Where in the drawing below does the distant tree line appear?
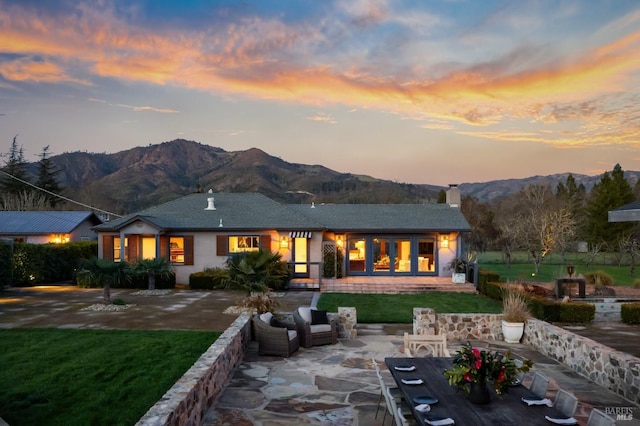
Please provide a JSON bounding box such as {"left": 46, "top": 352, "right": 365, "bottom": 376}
{"left": 0, "top": 135, "right": 63, "bottom": 210}
{"left": 459, "top": 164, "right": 640, "bottom": 272}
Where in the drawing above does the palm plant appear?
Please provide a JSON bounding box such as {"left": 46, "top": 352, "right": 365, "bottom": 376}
{"left": 135, "top": 258, "right": 174, "bottom": 290}
{"left": 80, "top": 258, "right": 131, "bottom": 303}
{"left": 224, "top": 249, "right": 290, "bottom": 295}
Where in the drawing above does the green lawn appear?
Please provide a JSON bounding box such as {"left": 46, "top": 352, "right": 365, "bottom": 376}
{"left": 317, "top": 292, "right": 502, "bottom": 323}
{"left": 0, "top": 329, "right": 220, "bottom": 426}
{"left": 477, "top": 251, "right": 639, "bottom": 286}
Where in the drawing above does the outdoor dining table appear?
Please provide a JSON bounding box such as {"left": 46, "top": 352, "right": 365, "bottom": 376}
{"left": 385, "top": 357, "right": 569, "bottom": 426}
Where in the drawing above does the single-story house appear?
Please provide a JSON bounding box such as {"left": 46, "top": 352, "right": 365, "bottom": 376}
{"left": 93, "top": 187, "right": 471, "bottom": 285}
{"left": 0, "top": 211, "right": 103, "bottom": 244}
{"left": 608, "top": 201, "right": 640, "bottom": 222}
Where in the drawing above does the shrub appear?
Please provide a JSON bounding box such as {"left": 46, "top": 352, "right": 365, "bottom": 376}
{"left": 633, "top": 279, "right": 640, "bottom": 289}
{"left": 527, "top": 295, "right": 561, "bottom": 322}
{"left": 323, "top": 248, "right": 344, "bottom": 278}
{"left": 0, "top": 240, "right": 13, "bottom": 289}
{"left": 559, "top": 302, "right": 595, "bottom": 323}
{"left": 189, "top": 268, "right": 229, "bottom": 290}
{"left": 12, "top": 241, "right": 97, "bottom": 286}
{"left": 225, "top": 249, "right": 291, "bottom": 293}
{"left": 621, "top": 302, "right": 640, "bottom": 324}
{"left": 477, "top": 268, "right": 500, "bottom": 295}
{"left": 502, "top": 286, "right": 531, "bottom": 322}
{"left": 583, "top": 270, "right": 614, "bottom": 288}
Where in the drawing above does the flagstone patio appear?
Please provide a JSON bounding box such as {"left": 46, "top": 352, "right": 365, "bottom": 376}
{"left": 203, "top": 336, "right": 640, "bottom": 426}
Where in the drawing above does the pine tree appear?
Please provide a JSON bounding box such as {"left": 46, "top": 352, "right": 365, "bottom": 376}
{"left": 35, "top": 145, "right": 63, "bottom": 207}
{"left": 0, "top": 135, "right": 31, "bottom": 195}
{"left": 585, "top": 164, "right": 634, "bottom": 247}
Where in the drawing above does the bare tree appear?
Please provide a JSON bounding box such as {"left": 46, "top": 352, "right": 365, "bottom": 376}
{"left": 1, "top": 190, "right": 49, "bottom": 211}
{"left": 585, "top": 242, "right": 602, "bottom": 269}
{"left": 618, "top": 233, "right": 640, "bottom": 276}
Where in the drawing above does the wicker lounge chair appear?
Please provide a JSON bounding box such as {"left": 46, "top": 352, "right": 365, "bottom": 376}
{"left": 253, "top": 312, "right": 300, "bottom": 357}
{"left": 293, "top": 307, "right": 337, "bottom": 348}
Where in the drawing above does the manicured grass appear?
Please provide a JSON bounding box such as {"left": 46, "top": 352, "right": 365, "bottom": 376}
{"left": 316, "top": 292, "right": 502, "bottom": 323}
{"left": 0, "top": 329, "right": 220, "bottom": 426}
{"left": 479, "top": 255, "right": 639, "bottom": 286}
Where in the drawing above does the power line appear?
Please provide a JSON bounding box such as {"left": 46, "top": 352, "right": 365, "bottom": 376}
{"left": 0, "top": 168, "right": 122, "bottom": 219}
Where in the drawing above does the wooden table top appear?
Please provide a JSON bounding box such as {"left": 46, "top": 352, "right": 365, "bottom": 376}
{"left": 385, "top": 357, "right": 568, "bottom": 426}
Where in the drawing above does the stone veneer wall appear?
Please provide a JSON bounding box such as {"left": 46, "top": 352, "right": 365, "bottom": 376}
{"left": 522, "top": 319, "right": 640, "bottom": 404}
{"left": 136, "top": 312, "right": 252, "bottom": 426}
{"left": 413, "top": 308, "right": 503, "bottom": 340}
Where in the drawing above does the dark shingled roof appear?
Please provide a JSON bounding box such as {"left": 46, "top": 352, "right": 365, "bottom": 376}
{"left": 0, "top": 211, "right": 102, "bottom": 234}
{"left": 94, "top": 193, "right": 471, "bottom": 233}
{"left": 94, "top": 192, "right": 324, "bottom": 232}
{"left": 289, "top": 203, "right": 471, "bottom": 232}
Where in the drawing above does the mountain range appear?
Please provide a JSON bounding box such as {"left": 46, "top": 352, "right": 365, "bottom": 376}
{"left": 23, "top": 139, "right": 640, "bottom": 215}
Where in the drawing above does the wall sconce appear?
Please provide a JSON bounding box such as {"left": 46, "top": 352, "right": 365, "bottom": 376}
{"left": 336, "top": 235, "right": 344, "bottom": 247}
{"left": 280, "top": 236, "right": 289, "bottom": 248}
{"left": 440, "top": 235, "right": 449, "bottom": 248}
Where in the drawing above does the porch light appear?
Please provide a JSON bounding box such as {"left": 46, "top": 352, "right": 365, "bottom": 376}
{"left": 280, "top": 236, "right": 289, "bottom": 248}
{"left": 440, "top": 235, "right": 449, "bottom": 248}
{"left": 336, "top": 235, "right": 344, "bottom": 247}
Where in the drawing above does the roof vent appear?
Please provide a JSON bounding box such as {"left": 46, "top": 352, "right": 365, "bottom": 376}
{"left": 208, "top": 189, "right": 213, "bottom": 193}
{"left": 311, "top": 201, "right": 315, "bottom": 208}
{"left": 219, "top": 218, "right": 223, "bottom": 227}
{"left": 205, "top": 197, "right": 216, "bottom": 210}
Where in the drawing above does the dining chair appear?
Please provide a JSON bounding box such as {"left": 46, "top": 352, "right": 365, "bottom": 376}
{"left": 553, "top": 389, "right": 578, "bottom": 417}
{"left": 372, "top": 358, "right": 403, "bottom": 423}
{"left": 529, "top": 372, "right": 550, "bottom": 398}
{"left": 586, "top": 408, "right": 616, "bottom": 426}
{"left": 403, "top": 332, "right": 451, "bottom": 357}
{"left": 385, "top": 386, "right": 415, "bottom": 426}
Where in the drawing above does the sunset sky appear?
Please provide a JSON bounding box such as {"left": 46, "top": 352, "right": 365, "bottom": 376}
{"left": 1, "top": 0, "right": 640, "bottom": 186}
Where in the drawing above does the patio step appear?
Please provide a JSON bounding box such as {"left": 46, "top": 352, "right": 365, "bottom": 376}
{"left": 357, "top": 323, "right": 412, "bottom": 336}
{"left": 321, "top": 282, "right": 477, "bottom": 294}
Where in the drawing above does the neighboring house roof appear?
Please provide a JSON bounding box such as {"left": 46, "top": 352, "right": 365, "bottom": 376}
{"left": 94, "top": 192, "right": 471, "bottom": 233}
{"left": 289, "top": 203, "right": 471, "bottom": 232}
{"left": 94, "top": 192, "right": 324, "bottom": 232}
{"left": 0, "top": 211, "right": 103, "bottom": 235}
{"left": 608, "top": 200, "right": 640, "bottom": 222}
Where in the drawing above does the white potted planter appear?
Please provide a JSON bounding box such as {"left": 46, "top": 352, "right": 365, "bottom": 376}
{"left": 501, "top": 286, "right": 530, "bottom": 343}
{"left": 452, "top": 272, "right": 466, "bottom": 284}
{"left": 501, "top": 320, "right": 524, "bottom": 343}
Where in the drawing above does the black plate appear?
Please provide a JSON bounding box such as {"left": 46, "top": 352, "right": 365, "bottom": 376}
{"left": 413, "top": 396, "right": 438, "bottom": 405}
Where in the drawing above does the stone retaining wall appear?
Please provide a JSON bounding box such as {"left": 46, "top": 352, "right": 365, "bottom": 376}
{"left": 411, "top": 308, "right": 640, "bottom": 404}
{"left": 136, "top": 312, "right": 252, "bottom": 426}
{"left": 413, "top": 308, "right": 503, "bottom": 340}
{"left": 522, "top": 319, "right": 640, "bottom": 404}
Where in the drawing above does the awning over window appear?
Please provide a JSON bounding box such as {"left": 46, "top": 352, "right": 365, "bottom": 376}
{"left": 289, "top": 231, "right": 312, "bottom": 238}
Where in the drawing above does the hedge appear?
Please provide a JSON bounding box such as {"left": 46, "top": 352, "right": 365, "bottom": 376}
{"left": 621, "top": 302, "right": 640, "bottom": 324}
{"left": 11, "top": 242, "right": 97, "bottom": 286}
{"left": 189, "top": 268, "right": 229, "bottom": 290}
{"left": 477, "top": 269, "right": 594, "bottom": 324}
{"left": 0, "top": 240, "right": 13, "bottom": 288}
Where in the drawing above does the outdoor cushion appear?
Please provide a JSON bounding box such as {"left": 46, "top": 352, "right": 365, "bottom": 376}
{"left": 287, "top": 329, "right": 298, "bottom": 341}
{"left": 259, "top": 312, "right": 273, "bottom": 324}
{"left": 310, "top": 324, "right": 332, "bottom": 333}
{"left": 271, "top": 316, "right": 293, "bottom": 329}
{"left": 297, "top": 307, "right": 312, "bottom": 323}
{"left": 311, "top": 309, "right": 329, "bottom": 325}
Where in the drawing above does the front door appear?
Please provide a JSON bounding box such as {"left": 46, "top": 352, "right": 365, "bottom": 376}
{"left": 292, "top": 237, "right": 309, "bottom": 278}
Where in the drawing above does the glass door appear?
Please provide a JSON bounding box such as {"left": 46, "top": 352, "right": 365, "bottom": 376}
{"left": 292, "top": 237, "right": 309, "bottom": 277}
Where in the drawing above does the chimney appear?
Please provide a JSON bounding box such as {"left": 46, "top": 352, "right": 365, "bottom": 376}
{"left": 205, "top": 197, "right": 216, "bottom": 210}
{"left": 446, "top": 184, "right": 461, "bottom": 207}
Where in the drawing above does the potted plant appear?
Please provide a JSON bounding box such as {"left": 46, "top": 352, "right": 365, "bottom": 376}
{"left": 448, "top": 258, "right": 467, "bottom": 284}
{"left": 501, "top": 286, "right": 531, "bottom": 343}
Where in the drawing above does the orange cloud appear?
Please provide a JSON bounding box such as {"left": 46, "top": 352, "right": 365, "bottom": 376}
{"left": 1, "top": 2, "right": 640, "bottom": 148}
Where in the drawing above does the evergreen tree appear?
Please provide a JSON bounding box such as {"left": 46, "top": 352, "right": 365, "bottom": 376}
{"left": 35, "top": 145, "right": 63, "bottom": 207}
{"left": 585, "top": 164, "right": 635, "bottom": 247}
{"left": 0, "top": 135, "right": 31, "bottom": 195}
{"left": 556, "top": 174, "right": 587, "bottom": 240}
{"left": 437, "top": 189, "right": 447, "bottom": 203}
